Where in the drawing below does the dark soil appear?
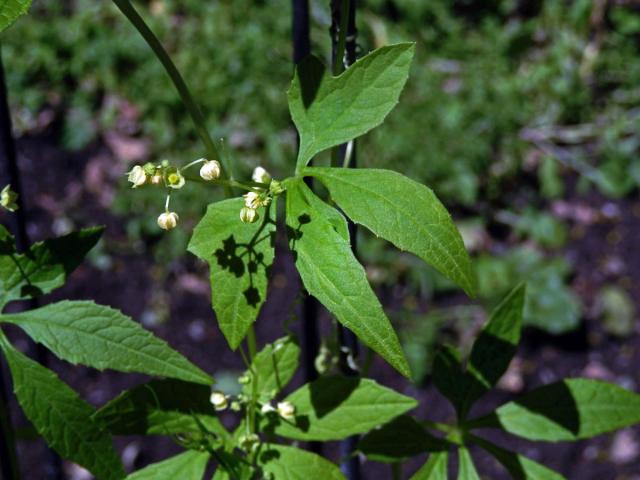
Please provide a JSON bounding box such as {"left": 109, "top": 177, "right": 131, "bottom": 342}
{"left": 3, "top": 132, "right": 640, "bottom": 480}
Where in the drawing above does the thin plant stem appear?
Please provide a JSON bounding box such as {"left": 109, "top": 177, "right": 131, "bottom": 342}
{"left": 391, "top": 462, "right": 402, "bottom": 480}
{"left": 111, "top": 0, "right": 233, "bottom": 196}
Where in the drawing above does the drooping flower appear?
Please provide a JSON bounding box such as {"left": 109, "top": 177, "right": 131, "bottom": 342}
{"left": 127, "top": 165, "right": 148, "bottom": 188}
{"left": 200, "top": 160, "right": 222, "bottom": 181}
{"left": 277, "top": 401, "right": 296, "bottom": 420}
{"left": 157, "top": 211, "right": 179, "bottom": 230}
{"left": 240, "top": 207, "right": 259, "bottom": 224}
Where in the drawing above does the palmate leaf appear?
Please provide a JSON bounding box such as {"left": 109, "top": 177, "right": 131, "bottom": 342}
{"left": 0, "top": 226, "right": 103, "bottom": 309}
{"left": 242, "top": 336, "right": 300, "bottom": 398}
{"left": 259, "top": 444, "right": 344, "bottom": 479}
{"left": 468, "top": 378, "right": 640, "bottom": 442}
{"left": 469, "top": 434, "right": 565, "bottom": 480}
{"left": 289, "top": 43, "right": 415, "bottom": 171}
{"left": 95, "top": 379, "right": 225, "bottom": 438}
{"left": 126, "top": 450, "right": 210, "bottom": 480}
{"left": 303, "top": 167, "right": 476, "bottom": 296}
{"left": 273, "top": 375, "right": 417, "bottom": 441}
{"left": 0, "top": 300, "right": 212, "bottom": 385}
{"left": 357, "top": 415, "right": 447, "bottom": 463}
{"left": 457, "top": 447, "right": 480, "bottom": 480}
{"left": 0, "top": 332, "right": 124, "bottom": 480}
{"left": 0, "top": 0, "right": 32, "bottom": 32}
{"left": 286, "top": 179, "right": 410, "bottom": 377}
{"left": 458, "top": 284, "right": 525, "bottom": 417}
{"left": 188, "top": 198, "right": 276, "bottom": 350}
{"left": 410, "top": 451, "right": 448, "bottom": 480}
{"left": 432, "top": 285, "right": 525, "bottom": 419}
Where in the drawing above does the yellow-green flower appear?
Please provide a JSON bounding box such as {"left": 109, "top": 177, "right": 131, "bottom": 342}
{"left": 1, "top": 185, "right": 18, "bottom": 212}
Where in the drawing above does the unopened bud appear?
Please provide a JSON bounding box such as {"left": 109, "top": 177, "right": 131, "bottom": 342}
{"left": 127, "top": 165, "right": 148, "bottom": 188}
{"left": 269, "top": 179, "right": 285, "bottom": 196}
{"left": 240, "top": 207, "right": 259, "bottom": 224}
{"left": 151, "top": 173, "right": 163, "bottom": 185}
{"left": 209, "top": 391, "right": 228, "bottom": 411}
{"left": 157, "top": 211, "right": 179, "bottom": 230}
{"left": 200, "top": 160, "right": 222, "bottom": 181}
{"left": 238, "top": 433, "right": 260, "bottom": 452}
{"left": 252, "top": 166, "right": 271, "bottom": 185}
{"left": 1, "top": 185, "right": 18, "bottom": 212}
{"left": 238, "top": 373, "right": 251, "bottom": 385}
{"left": 277, "top": 401, "right": 296, "bottom": 420}
{"left": 143, "top": 162, "right": 156, "bottom": 176}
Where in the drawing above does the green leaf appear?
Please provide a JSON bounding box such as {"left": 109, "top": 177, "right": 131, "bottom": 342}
{"left": 470, "top": 434, "right": 565, "bottom": 480}
{"left": 0, "top": 333, "right": 124, "bottom": 480}
{"left": 259, "top": 444, "right": 345, "bottom": 479}
{"left": 95, "top": 379, "right": 225, "bottom": 438}
{"left": 242, "top": 336, "right": 300, "bottom": 398}
{"left": 0, "top": 300, "right": 212, "bottom": 385}
{"left": 289, "top": 43, "right": 415, "bottom": 170}
{"left": 188, "top": 198, "right": 276, "bottom": 350}
{"left": 457, "top": 447, "right": 480, "bottom": 480}
{"left": 468, "top": 379, "right": 640, "bottom": 442}
{"left": 357, "top": 415, "right": 447, "bottom": 463}
{"left": 459, "top": 284, "right": 525, "bottom": 417}
{"left": 286, "top": 179, "right": 410, "bottom": 377}
{"left": 304, "top": 167, "right": 476, "bottom": 296}
{"left": 273, "top": 375, "right": 417, "bottom": 441}
{"left": 0, "top": 227, "right": 103, "bottom": 309}
{"left": 126, "top": 450, "right": 210, "bottom": 480}
{"left": 0, "top": 0, "right": 32, "bottom": 32}
{"left": 410, "top": 451, "right": 448, "bottom": 480}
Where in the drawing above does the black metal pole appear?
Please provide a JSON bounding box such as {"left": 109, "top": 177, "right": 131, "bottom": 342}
{"left": 330, "top": 1, "right": 361, "bottom": 479}
{"left": 292, "top": 0, "right": 323, "bottom": 457}
{"left": 0, "top": 49, "right": 65, "bottom": 480}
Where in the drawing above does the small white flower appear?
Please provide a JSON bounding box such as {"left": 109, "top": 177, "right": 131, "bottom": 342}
{"left": 127, "top": 165, "right": 147, "bottom": 188}
{"left": 240, "top": 207, "right": 259, "bottom": 224}
{"left": 200, "top": 160, "right": 222, "bottom": 181}
{"left": 238, "top": 433, "right": 260, "bottom": 452}
{"left": 157, "top": 211, "right": 179, "bottom": 230}
{"left": 260, "top": 403, "right": 276, "bottom": 414}
{"left": 277, "top": 401, "right": 296, "bottom": 420}
{"left": 150, "top": 173, "right": 163, "bottom": 185}
{"left": 166, "top": 170, "right": 185, "bottom": 189}
{"left": 252, "top": 166, "right": 271, "bottom": 185}
{"left": 209, "top": 391, "right": 228, "bottom": 411}
{"left": 243, "top": 191, "right": 260, "bottom": 209}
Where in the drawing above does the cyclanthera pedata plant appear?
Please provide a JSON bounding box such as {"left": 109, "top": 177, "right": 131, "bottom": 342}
{"left": 2, "top": 1, "right": 640, "bottom": 479}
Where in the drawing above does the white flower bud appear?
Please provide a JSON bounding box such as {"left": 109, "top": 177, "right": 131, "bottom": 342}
{"left": 240, "top": 207, "right": 259, "bottom": 224}
{"left": 151, "top": 173, "right": 163, "bottom": 185}
{"left": 157, "top": 211, "right": 179, "bottom": 230}
{"left": 209, "top": 391, "right": 228, "bottom": 411}
{"left": 260, "top": 403, "right": 276, "bottom": 414}
{"left": 127, "top": 165, "right": 147, "bottom": 188}
{"left": 200, "top": 160, "right": 222, "bottom": 181}
{"left": 252, "top": 166, "right": 271, "bottom": 185}
{"left": 277, "top": 401, "right": 296, "bottom": 420}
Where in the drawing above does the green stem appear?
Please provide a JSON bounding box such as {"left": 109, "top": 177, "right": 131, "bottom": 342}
{"left": 111, "top": 0, "right": 233, "bottom": 196}
{"left": 391, "top": 462, "right": 402, "bottom": 480}
{"left": 421, "top": 419, "right": 453, "bottom": 434}
{"left": 181, "top": 173, "right": 268, "bottom": 192}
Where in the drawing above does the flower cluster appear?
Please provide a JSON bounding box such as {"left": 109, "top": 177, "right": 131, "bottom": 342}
{"left": 239, "top": 166, "right": 283, "bottom": 224}
{"left": 127, "top": 158, "right": 222, "bottom": 231}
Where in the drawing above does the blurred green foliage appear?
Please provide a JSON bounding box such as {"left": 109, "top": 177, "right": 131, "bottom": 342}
{"left": 4, "top": 0, "right": 640, "bottom": 340}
